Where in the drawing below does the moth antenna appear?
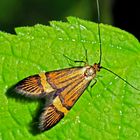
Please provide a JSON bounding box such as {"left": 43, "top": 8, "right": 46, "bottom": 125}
{"left": 96, "top": 0, "right": 102, "bottom": 65}
{"left": 96, "top": 0, "right": 140, "bottom": 91}
{"left": 101, "top": 66, "right": 140, "bottom": 91}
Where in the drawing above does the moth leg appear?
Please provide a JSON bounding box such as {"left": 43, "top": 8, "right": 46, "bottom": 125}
{"left": 87, "top": 79, "right": 97, "bottom": 98}
{"left": 91, "top": 79, "right": 97, "bottom": 88}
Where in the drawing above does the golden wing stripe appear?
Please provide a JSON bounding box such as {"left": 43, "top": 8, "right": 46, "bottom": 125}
{"left": 39, "top": 104, "right": 65, "bottom": 131}
{"left": 46, "top": 67, "right": 81, "bottom": 80}
{"left": 59, "top": 74, "right": 84, "bottom": 97}
{"left": 65, "top": 79, "right": 90, "bottom": 103}
{"left": 55, "top": 68, "right": 82, "bottom": 81}
{"left": 52, "top": 68, "right": 82, "bottom": 84}
{"left": 15, "top": 73, "right": 55, "bottom": 97}
{"left": 47, "top": 67, "right": 83, "bottom": 89}
{"left": 39, "top": 71, "right": 90, "bottom": 131}
{"left": 60, "top": 76, "right": 90, "bottom": 108}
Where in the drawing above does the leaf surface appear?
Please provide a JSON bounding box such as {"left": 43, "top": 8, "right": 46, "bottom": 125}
{"left": 0, "top": 17, "right": 140, "bottom": 140}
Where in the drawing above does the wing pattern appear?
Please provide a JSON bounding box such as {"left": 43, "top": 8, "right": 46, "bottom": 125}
{"left": 15, "top": 73, "right": 55, "bottom": 97}
{"left": 39, "top": 67, "right": 92, "bottom": 130}
{"left": 14, "top": 66, "right": 94, "bottom": 131}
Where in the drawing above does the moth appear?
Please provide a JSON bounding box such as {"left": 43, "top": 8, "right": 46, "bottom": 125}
{"left": 14, "top": 0, "right": 140, "bottom": 132}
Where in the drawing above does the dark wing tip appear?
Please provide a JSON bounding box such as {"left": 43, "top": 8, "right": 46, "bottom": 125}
{"left": 39, "top": 104, "right": 64, "bottom": 131}
{"left": 14, "top": 75, "right": 46, "bottom": 97}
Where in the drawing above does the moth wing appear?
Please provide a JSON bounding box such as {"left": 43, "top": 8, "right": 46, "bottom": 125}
{"left": 15, "top": 73, "right": 55, "bottom": 97}
{"left": 14, "top": 67, "right": 83, "bottom": 98}
{"left": 39, "top": 103, "right": 64, "bottom": 131}
{"left": 60, "top": 77, "right": 91, "bottom": 108}
{"left": 47, "top": 66, "right": 92, "bottom": 108}
{"left": 38, "top": 78, "right": 90, "bottom": 131}
{"left": 39, "top": 67, "right": 93, "bottom": 131}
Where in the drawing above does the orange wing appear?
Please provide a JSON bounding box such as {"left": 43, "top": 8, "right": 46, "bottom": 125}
{"left": 46, "top": 66, "right": 91, "bottom": 108}
{"left": 15, "top": 73, "right": 55, "bottom": 97}
{"left": 15, "top": 66, "right": 94, "bottom": 130}
{"left": 39, "top": 101, "right": 65, "bottom": 131}
{"left": 39, "top": 66, "right": 93, "bottom": 130}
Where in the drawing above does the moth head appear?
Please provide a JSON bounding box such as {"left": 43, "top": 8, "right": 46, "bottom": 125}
{"left": 93, "top": 63, "right": 101, "bottom": 72}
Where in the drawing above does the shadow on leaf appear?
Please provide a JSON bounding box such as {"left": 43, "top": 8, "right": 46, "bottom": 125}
{"left": 6, "top": 84, "right": 48, "bottom": 135}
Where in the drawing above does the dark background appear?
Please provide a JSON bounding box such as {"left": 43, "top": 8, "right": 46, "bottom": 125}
{"left": 0, "top": 0, "right": 139, "bottom": 40}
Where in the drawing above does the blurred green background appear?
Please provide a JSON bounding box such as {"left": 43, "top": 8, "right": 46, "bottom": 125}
{"left": 0, "top": 0, "right": 139, "bottom": 40}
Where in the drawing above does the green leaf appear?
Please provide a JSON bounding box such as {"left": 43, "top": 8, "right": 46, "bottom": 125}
{"left": 0, "top": 17, "right": 140, "bottom": 140}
